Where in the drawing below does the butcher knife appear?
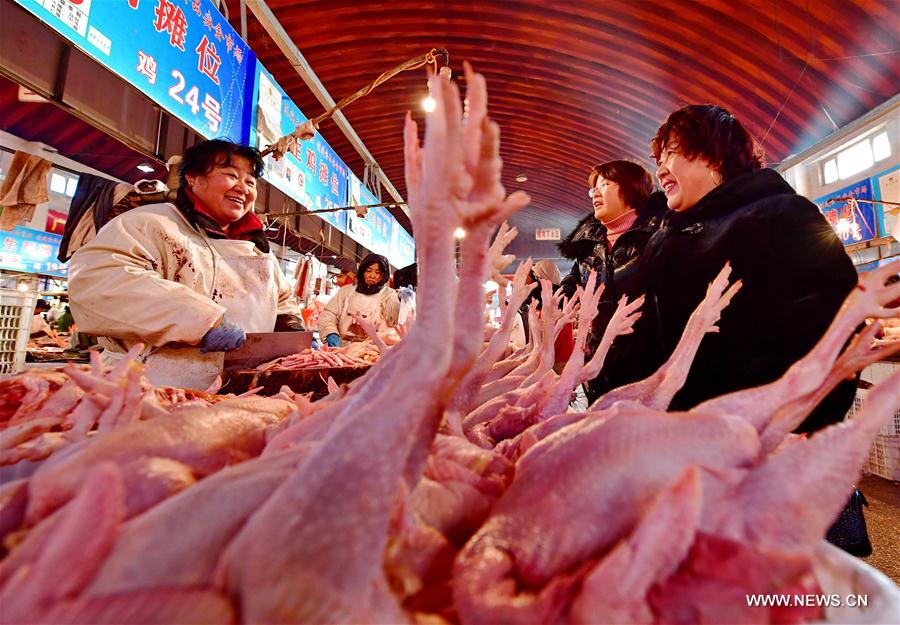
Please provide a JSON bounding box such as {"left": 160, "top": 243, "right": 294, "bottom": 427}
{"left": 223, "top": 331, "right": 313, "bottom": 370}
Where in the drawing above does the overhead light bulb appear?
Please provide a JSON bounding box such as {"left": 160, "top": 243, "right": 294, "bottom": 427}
{"left": 423, "top": 66, "right": 451, "bottom": 113}
{"left": 136, "top": 163, "right": 155, "bottom": 173}
{"left": 515, "top": 174, "right": 528, "bottom": 183}
{"left": 454, "top": 227, "right": 466, "bottom": 239}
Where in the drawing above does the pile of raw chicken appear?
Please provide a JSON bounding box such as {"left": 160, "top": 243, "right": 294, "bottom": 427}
{"left": 258, "top": 328, "right": 402, "bottom": 372}
{"left": 1, "top": 66, "right": 899, "bottom": 625}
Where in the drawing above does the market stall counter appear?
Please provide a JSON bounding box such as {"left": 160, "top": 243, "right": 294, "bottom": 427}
{"left": 219, "top": 333, "right": 381, "bottom": 398}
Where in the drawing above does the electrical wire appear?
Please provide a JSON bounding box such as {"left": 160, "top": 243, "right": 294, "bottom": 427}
{"left": 761, "top": 57, "right": 810, "bottom": 147}
{"left": 260, "top": 48, "right": 449, "bottom": 160}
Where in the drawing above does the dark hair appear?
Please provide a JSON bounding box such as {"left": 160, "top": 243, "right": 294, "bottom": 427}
{"left": 651, "top": 105, "right": 764, "bottom": 182}
{"left": 179, "top": 139, "right": 265, "bottom": 188}
{"left": 356, "top": 253, "right": 391, "bottom": 294}
{"left": 393, "top": 263, "right": 418, "bottom": 289}
{"left": 588, "top": 160, "right": 654, "bottom": 211}
{"left": 358, "top": 253, "right": 390, "bottom": 277}
{"left": 34, "top": 299, "right": 51, "bottom": 312}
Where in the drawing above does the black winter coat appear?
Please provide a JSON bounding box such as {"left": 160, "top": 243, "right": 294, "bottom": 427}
{"left": 615, "top": 169, "right": 858, "bottom": 432}
{"left": 558, "top": 193, "right": 667, "bottom": 296}
{"left": 558, "top": 194, "right": 667, "bottom": 399}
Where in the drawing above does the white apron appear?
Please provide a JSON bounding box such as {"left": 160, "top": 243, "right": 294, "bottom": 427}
{"left": 340, "top": 290, "right": 390, "bottom": 340}
{"left": 103, "top": 237, "right": 280, "bottom": 390}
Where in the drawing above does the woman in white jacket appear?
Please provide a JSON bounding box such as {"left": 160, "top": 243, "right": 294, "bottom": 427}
{"left": 69, "top": 138, "right": 309, "bottom": 389}
{"left": 318, "top": 254, "right": 400, "bottom": 347}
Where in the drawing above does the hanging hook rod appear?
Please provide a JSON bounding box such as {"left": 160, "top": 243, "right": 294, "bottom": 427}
{"left": 260, "top": 48, "right": 449, "bottom": 160}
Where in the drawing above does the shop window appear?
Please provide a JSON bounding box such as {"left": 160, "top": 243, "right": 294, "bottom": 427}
{"left": 65, "top": 177, "right": 78, "bottom": 197}
{"left": 49, "top": 172, "right": 68, "bottom": 194}
{"left": 837, "top": 140, "right": 874, "bottom": 180}
{"left": 872, "top": 131, "right": 891, "bottom": 162}
{"left": 823, "top": 159, "right": 838, "bottom": 184}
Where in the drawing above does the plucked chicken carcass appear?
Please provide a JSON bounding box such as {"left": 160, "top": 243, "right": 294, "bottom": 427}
{"left": 0, "top": 66, "right": 898, "bottom": 625}
{"left": 453, "top": 262, "right": 900, "bottom": 625}
{"left": 0, "top": 346, "right": 245, "bottom": 469}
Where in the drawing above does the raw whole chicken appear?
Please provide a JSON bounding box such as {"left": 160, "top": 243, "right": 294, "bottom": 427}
{"left": 0, "top": 65, "right": 898, "bottom": 625}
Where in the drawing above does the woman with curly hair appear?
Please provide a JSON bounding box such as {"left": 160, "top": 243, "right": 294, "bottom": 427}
{"left": 614, "top": 104, "right": 857, "bottom": 432}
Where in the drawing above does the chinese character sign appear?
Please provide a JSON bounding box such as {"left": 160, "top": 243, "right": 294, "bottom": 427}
{"left": 0, "top": 227, "right": 67, "bottom": 277}
{"left": 391, "top": 223, "right": 416, "bottom": 269}
{"left": 345, "top": 174, "right": 384, "bottom": 255}
{"left": 346, "top": 173, "right": 415, "bottom": 268}
{"left": 535, "top": 227, "right": 561, "bottom": 241}
{"left": 14, "top": 0, "right": 255, "bottom": 143}
{"left": 250, "top": 64, "right": 348, "bottom": 233}
{"left": 814, "top": 179, "right": 877, "bottom": 245}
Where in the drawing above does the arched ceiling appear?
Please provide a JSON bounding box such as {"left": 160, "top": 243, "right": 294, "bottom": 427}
{"left": 224, "top": 0, "right": 899, "bottom": 262}
{"left": 5, "top": 2, "right": 895, "bottom": 263}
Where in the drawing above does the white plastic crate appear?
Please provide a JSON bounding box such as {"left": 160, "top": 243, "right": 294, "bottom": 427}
{"left": 864, "top": 434, "right": 900, "bottom": 482}
{"left": 859, "top": 360, "right": 900, "bottom": 437}
{"left": 846, "top": 377, "right": 900, "bottom": 481}
{"left": 0, "top": 287, "right": 37, "bottom": 375}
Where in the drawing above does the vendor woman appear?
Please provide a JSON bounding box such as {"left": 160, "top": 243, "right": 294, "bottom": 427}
{"left": 318, "top": 253, "right": 400, "bottom": 347}
{"left": 68, "top": 137, "right": 308, "bottom": 389}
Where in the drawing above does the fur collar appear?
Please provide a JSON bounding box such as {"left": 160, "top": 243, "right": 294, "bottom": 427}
{"left": 558, "top": 213, "right": 605, "bottom": 260}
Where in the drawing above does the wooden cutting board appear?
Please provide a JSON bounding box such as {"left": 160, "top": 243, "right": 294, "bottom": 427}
{"left": 223, "top": 332, "right": 313, "bottom": 371}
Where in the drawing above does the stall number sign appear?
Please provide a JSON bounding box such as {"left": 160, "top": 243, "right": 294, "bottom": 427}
{"left": 535, "top": 228, "right": 561, "bottom": 241}
{"left": 14, "top": 0, "right": 256, "bottom": 143}
{"left": 0, "top": 226, "right": 67, "bottom": 277}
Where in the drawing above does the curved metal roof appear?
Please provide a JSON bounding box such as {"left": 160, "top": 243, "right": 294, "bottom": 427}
{"left": 229, "top": 0, "right": 899, "bottom": 259}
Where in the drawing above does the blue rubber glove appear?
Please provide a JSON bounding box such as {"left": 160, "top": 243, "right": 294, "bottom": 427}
{"left": 310, "top": 339, "right": 321, "bottom": 351}
{"left": 324, "top": 333, "right": 341, "bottom": 348}
{"left": 200, "top": 318, "right": 246, "bottom": 353}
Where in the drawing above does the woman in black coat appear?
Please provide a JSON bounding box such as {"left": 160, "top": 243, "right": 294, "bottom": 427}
{"left": 618, "top": 104, "right": 858, "bottom": 432}
{"left": 557, "top": 160, "right": 666, "bottom": 402}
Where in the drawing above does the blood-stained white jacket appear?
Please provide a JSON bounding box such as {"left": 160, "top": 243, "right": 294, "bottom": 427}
{"left": 318, "top": 283, "right": 399, "bottom": 340}
{"left": 68, "top": 202, "right": 298, "bottom": 388}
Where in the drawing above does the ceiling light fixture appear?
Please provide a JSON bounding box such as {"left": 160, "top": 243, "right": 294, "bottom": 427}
{"left": 454, "top": 227, "right": 466, "bottom": 239}
{"left": 515, "top": 174, "right": 528, "bottom": 183}
{"left": 136, "top": 163, "right": 155, "bottom": 173}
{"left": 422, "top": 92, "right": 436, "bottom": 113}
{"left": 423, "top": 66, "right": 452, "bottom": 113}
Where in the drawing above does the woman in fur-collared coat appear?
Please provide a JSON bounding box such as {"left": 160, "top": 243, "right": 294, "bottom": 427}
{"left": 558, "top": 160, "right": 666, "bottom": 401}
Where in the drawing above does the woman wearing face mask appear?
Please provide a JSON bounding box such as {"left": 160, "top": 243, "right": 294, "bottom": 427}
{"left": 558, "top": 160, "right": 666, "bottom": 400}
{"left": 318, "top": 253, "right": 400, "bottom": 347}
{"left": 622, "top": 104, "right": 858, "bottom": 432}
{"left": 69, "top": 138, "right": 310, "bottom": 390}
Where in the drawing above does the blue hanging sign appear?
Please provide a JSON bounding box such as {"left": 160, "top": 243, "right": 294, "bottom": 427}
{"left": 391, "top": 221, "right": 416, "bottom": 269}
{"left": 249, "top": 63, "right": 348, "bottom": 233}
{"left": 13, "top": 0, "right": 255, "bottom": 143}
{"left": 347, "top": 174, "right": 391, "bottom": 259}
{"left": 814, "top": 179, "right": 878, "bottom": 245}
{"left": 347, "top": 174, "right": 416, "bottom": 268}
{"left": 0, "top": 226, "right": 67, "bottom": 277}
